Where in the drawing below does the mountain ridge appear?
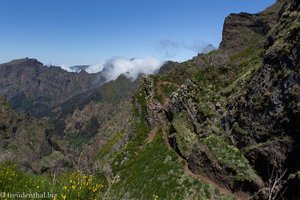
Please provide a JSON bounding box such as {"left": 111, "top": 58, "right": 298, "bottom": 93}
{"left": 0, "top": 57, "right": 106, "bottom": 116}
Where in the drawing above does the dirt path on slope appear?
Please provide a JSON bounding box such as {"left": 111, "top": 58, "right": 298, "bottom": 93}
{"left": 183, "top": 160, "right": 250, "bottom": 200}
{"left": 151, "top": 81, "right": 250, "bottom": 200}
{"left": 157, "top": 109, "right": 249, "bottom": 200}
{"left": 156, "top": 81, "right": 180, "bottom": 105}
{"left": 145, "top": 127, "right": 158, "bottom": 144}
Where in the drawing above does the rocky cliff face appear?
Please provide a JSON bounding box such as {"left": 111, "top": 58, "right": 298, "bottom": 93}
{"left": 225, "top": 1, "right": 300, "bottom": 198}
{"left": 138, "top": 0, "right": 299, "bottom": 199}
{"left": 219, "top": 0, "right": 284, "bottom": 52}
{"left": 219, "top": 12, "right": 267, "bottom": 52}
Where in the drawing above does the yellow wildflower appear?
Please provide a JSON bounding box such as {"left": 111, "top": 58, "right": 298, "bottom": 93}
{"left": 92, "top": 187, "right": 98, "bottom": 193}
{"left": 61, "top": 194, "right": 66, "bottom": 200}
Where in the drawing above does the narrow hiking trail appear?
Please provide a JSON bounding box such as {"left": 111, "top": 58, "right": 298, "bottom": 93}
{"left": 145, "top": 123, "right": 246, "bottom": 199}
{"left": 182, "top": 160, "right": 250, "bottom": 200}
{"left": 145, "top": 127, "right": 158, "bottom": 144}
{"left": 147, "top": 118, "right": 247, "bottom": 199}
{"left": 156, "top": 81, "right": 180, "bottom": 106}
{"left": 148, "top": 82, "right": 251, "bottom": 200}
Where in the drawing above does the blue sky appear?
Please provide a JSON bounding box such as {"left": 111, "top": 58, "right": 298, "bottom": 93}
{"left": 0, "top": 0, "right": 275, "bottom": 66}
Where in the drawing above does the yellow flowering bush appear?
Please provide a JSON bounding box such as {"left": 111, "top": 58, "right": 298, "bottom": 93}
{"left": 0, "top": 162, "right": 48, "bottom": 193}
{"left": 0, "top": 162, "right": 106, "bottom": 200}
{"left": 59, "top": 172, "right": 104, "bottom": 200}
{"left": 0, "top": 163, "right": 18, "bottom": 191}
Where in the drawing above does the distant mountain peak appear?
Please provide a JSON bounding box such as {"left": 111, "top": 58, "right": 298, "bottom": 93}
{"left": 201, "top": 44, "right": 217, "bottom": 54}
{"left": 6, "top": 57, "right": 42, "bottom": 66}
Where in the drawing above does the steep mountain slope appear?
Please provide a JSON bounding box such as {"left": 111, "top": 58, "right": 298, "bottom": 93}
{"left": 49, "top": 75, "right": 138, "bottom": 148}
{"left": 0, "top": 58, "right": 105, "bottom": 116}
{"left": 135, "top": 0, "right": 299, "bottom": 199}
{"left": 225, "top": 1, "right": 300, "bottom": 198}
{"left": 0, "top": 61, "right": 139, "bottom": 173}
{"left": 79, "top": 79, "right": 236, "bottom": 199}
{"left": 0, "top": 96, "right": 70, "bottom": 173}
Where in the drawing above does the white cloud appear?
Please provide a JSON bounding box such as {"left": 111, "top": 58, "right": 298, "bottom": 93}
{"left": 94, "top": 56, "right": 164, "bottom": 81}
{"left": 59, "top": 64, "right": 75, "bottom": 72}
{"left": 85, "top": 62, "right": 104, "bottom": 73}
{"left": 54, "top": 56, "right": 163, "bottom": 82}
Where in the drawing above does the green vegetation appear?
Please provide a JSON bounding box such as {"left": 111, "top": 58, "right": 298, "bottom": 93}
{"left": 156, "top": 62, "right": 199, "bottom": 86}
{"left": 152, "top": 76, "right": 178, "bottom": 103}
{"left": 67, "top": 134, "right": 90, "bottom": 148}
{"left": 66, "top": 116, "right": 100, "bottom": 148}
{"left": 239, "top": 28, "right": 264, "bottom": 49}
{"left": 0, "top": 162, "right": 107, "bottom": 200}
{"left": 58, "top": 171, "right": 107, "bottom": 200}
{"left": 100, "top": 75, "right": 133, "bottom": 104}
{"left": 112, "top": 88, "right": 150, "bottom": 173}
{"left": 161, "top": 83, "right": 177, "bottom": 97}
{"left": 105, "top": 88, "right": 235, "bottom": 199}
{"left": 195, "top": 48, "right": 262, "bottom": 97}
{"left": 151, "top": 75, "right": 163, "bottom": 102}
{"left": 109, "top": 131, "right": 234, "bottom": 200}
{"left": 97, "top": 130, "right": 124, "bottom": 159}
{"left": 110, "top": 131, "right": 183, "bottom": 199}
{"left": 202, "top": 135, "right": 257, "bottom": 181}
{"left": 172, "top": 111, "right": 197, "bottom": 156}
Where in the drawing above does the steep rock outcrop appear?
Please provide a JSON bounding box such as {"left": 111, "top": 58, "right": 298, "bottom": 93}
{"left": 223, "top": 1, "right": 300, "bottom": 199}
{"left": 219, "top": 0, "right": 284, "bottom": 52}
{"left": 143, "top": 0, "right": 299, "bottom": 199}
{"left": 219, "top": 12, "right": 268, "bottom": 52}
